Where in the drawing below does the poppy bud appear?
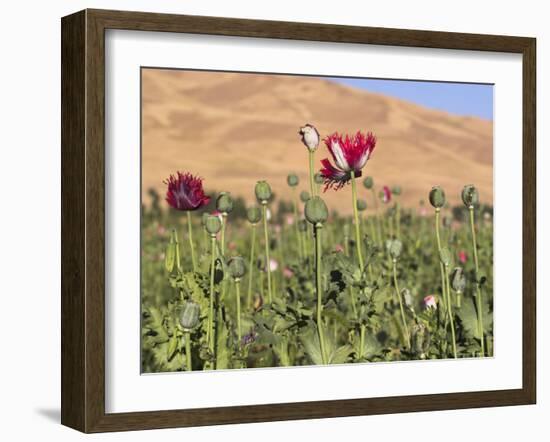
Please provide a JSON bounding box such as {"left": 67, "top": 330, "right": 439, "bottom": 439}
{"left": 392, "top": 186, "right": 402, "bottom": 196}
{"left": 287, "top": 173, "right": 299, "bottom": 187}
{"left": 424, "top": 294, "right": 437, "bottom": 309}
{"left": 411, "top": 323, "right": 431, "bottom": 357}
{"left": 388, "top": 239, "right": 403, "bottom": 260}
{"left": 461, "top": 184, "right": 479, "bottom": 208}
{"left": 356, "top": 199, "right": 367, "bottom": 212}
{"left": 451, "top": 267, "right": 466, "bottom": 293}
{"left": 304, "top": 196, "right": 329, "bottom": 226}
{"left": 253, "top": 294, "right": 264, "bottom": 311}
{"left": 205, "top": 214, "right": 222, "bottom": 235}
{"left": 314, "top": 172, "right": 324, "bottom": 185}
{"left": 228, "top": 256, "right": 246, "bottom": 279}
{"left": 429, "top": 186, "right": 446, "bottom": 209}
{"left": 363, "top": 176, "right": 374, "bottom": 189}
{"left": 401, "top": 288, "right": 413, "bottom": 309}
{"left": 246, "top": 206, "right": 262, "bottom": 224}
{"left": 439, "top": 247, "right": 452, "bottom": 266}
{"left": 298, "top": 123, "right": 320, "bottom": 151}
{"left": 179, "top": 301, "right": 200, "bottom": 330}
{"left": 300, "top": 190, "right": 310, "bottom": 203}
{"left": 216, "top": 192, "right": 233, "bottom": 214}
{"left": 255, "top": 181, "right": 272, "bottom": 204}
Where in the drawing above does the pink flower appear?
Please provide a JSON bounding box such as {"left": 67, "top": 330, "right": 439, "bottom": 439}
{"left": 334, "top": 244, "right": 344, "bottom": 253}
{"left": 424, "top": 295, "right": 437, "bottom": 310}
{"left": 285, "top": 214, "right": 295, "bottom": 226}
{"left": 382, "top": 186, "right": 391, "bottom": 204}
{"left": 164, "top": 172, "right": 210, "bottom": 211}
{"left": 320, "top": 131, "right": 376, "bottom": 190}
{"left": 211, "top": 210, "right": 224, "bottom": 222}
{"left": 268, "top": 259, "right": 278, "bottom": 272}
{"left": 458, "top": 250, "right": 467, "bottom": 264}
{"left": 283, "top": 267, "right": 294, "bottom": 279}
{"left": 419, "top": 206, "right": 428, "bottom": 217}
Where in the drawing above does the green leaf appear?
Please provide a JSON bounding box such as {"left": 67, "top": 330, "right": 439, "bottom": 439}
{"left": 457, "top": 296, "right": 492, "bottom": 338}
{"left": 167, "top": 333, "right": 179, "bottom": 360}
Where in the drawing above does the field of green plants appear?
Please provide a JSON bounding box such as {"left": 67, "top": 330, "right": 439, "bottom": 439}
{"left": 141, "top": 126, "right": 493, "bottom": 372}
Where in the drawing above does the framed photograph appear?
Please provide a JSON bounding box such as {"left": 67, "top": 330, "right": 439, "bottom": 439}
{"left": 61, "top": 9, "right": 536, "bottom": 433}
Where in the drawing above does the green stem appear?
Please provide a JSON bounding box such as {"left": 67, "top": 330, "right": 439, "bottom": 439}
{"left": 246, "top": 224, "right": 257, "bottom": 309}
{"left": 444, "top": 264, "right": 458, "bottom": 358}
{"left": 262, "top": 203, "right": 273, "bottom": 303}
{"left": 469, "top": 207, "right": 485, "bottom": 356}
{"left": 315, "top": 224, "right": 328, "bottom": 365}
{"left": 235, "top": 279, "right": 242, "bottom": 342}
{"left": 184, "top": 331, "right": 192, "bottom": 371}
{"left": 359, "top": 324, "right": 366, "bottom": 359}
{"left": 308, "top": 150, "right": 316, "bottom": 197}
{"left": 350, "top": 171, "right": 364, "bottom": 270}
{"left": 392, "top": 259, "right": 410, "bottom": 349}
{"left": 395, "top": 201, "right": 401, "bottom": 239}
{"left": 208, "top": 235, "right": 216, "bottom": 353}
{"left": 220, "top": 213, "right": 227, "bottom": 256}
{"left": 292, "top": 190, "right": 303, "bottom": 259}
{"left": 435, "top": 209, "right": 448, "bottom": 314}
{"left": 186, "top": 211, "right": 197, "bottom": 272}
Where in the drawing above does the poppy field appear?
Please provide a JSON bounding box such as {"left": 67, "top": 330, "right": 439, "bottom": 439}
{"left": 141, "top": 125, "right": 493, "bottom": 373}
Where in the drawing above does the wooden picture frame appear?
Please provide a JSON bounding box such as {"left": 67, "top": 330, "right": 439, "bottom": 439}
{"left": 61, "top": 8, "right": 536, "bottom": 433}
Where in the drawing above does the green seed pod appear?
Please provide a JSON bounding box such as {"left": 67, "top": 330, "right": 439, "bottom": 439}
{"left": 461, "top": 184, "right": 479, "bottom": 207}
{"left": 216, "top": 192, "right": 233, "bottom": 214}
{"left": 429, "top": 186, "right": 446, "bottom": 209}
{"left": 179, "top": 301, "right": 200, "bottom": 330}
{"left": 228, "top": 256, "right": 246, "bottom": 279}
{"left": 392, "top": 185, "right": 402, "bottom": 196}
{"left": 300, "top": 190, "right": 310, "bottom": 203}
{"left": 363, "top": 176, "right": 374, "bottom": 189}
{"left": 439, "top": 247, "right": 452, "bottom": 266}
{"left": 246, "top": 206, "right": 262, "bottom": 224}
{"left": 388, "top": 239, "right": 403, "bottom": 260}
{"left": 298, "top": 219, "right": 308, "bottom": 232}
{"left": 255, "top": 180, "right": 272, "bottom": 204}
{"left": 205, "top": 215, "right": 222, "bottom": 235}
{"left": 451, "top": 267, "right": 467, "bottom": 293}
{"left": 287, "top": 173, "right": 299, "bottom": 187}
{"left": 304, "top": 196, "right": 329, "bottom": 225}
{"left": 314, "top": 172, "right": 324, "bottom": 185}
{"left": 356, "top": 199, "right": 367, "bottom": 212}
{"left": 201, "top": 212, "right": 209, "bottom": 227}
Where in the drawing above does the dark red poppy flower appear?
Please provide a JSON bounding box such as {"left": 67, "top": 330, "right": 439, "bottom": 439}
{"left": 164, "top": 172, "right": 210, "bottom": 211}
{"left": 320, "top": 131, "right": 376, "bottom": 190}
{"left": 382, "top": 185, "right": 391, "bottom": 204}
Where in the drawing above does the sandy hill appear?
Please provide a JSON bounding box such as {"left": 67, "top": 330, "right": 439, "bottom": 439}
{"left": 141, "top": 69, "right": 492, "bottom": 214}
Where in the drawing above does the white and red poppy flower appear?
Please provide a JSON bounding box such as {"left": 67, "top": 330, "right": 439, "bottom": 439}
{"left": 320, "top": 131, "right": 376, "bottom": 190}
{"left": 424, "top": 295, "right": 437, "bottom": 310}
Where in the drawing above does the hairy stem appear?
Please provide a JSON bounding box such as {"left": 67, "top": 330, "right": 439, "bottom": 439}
{"left": 350, "top": 171, "right": 364, "bottom": 270}
{"left": 469, "top": 206, "right": 485, "bottom": 356}
{"left": 315, "top": 224, "right": 328, "bottom": 365}
{"left": 262, "top": 203, "right": 273, "bottom": 304}
{"left": 246, "top": 224, "right": 257, "bottom": 309}
{"left": 184, "top": 331, "right": 192, "bottom": 371}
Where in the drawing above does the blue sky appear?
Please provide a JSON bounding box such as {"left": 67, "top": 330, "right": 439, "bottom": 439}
{"left": 329, "top": 77, "right": 493, "bottom": 120}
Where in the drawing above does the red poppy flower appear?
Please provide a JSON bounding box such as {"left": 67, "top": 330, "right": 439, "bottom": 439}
{"left": 164, "top": 172, "right": 210, "bottom": 211}
{"left": 320, "top": 131, "right": 376, "bottom": 190}
{"left": 382, "top": 185, "right": 392, "bottom": 204}
{"left": 458, "top": 250, "right": 468, "bottom": 264}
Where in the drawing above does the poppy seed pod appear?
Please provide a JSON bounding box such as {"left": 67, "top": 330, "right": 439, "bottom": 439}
{"left": 314, "top": 172, "right": 324, "bottom": 185}
{"left": 461, "top": 184, "right": 479, "bottom": 207}
{"left": 205, "top": 214, "right": 222, "bottom": 235}
{"left": 363, "top": 176, "right": 374, "bottom": 189}
{"left": 429, "top": 186, "right": 446, "bottom": 209}
{"left": 254, "top": 181, "right": 272, "bottom": 204}
{"left": 300, "top": 190, "right": 310, "bottom": 203}
{"left": 246, "top": 206, "right": 262, "bottom": 224}
{"left": 216, "top": 192, "right": 233, "bottom": 214}
{"left": 392, "top": 185, "right": 402, "bottom": 196}
{"left": 356, "top": 199, "right": 367, "bottom": 212}
{"left": 439, "top": 247, "right": 452, "bottom": 266}
{"left": 451, "top": 267, "right": 467, "bottom": 293}
{"left": 228, "top": 256, "right": 246, "bottom": 279}
{"left": 304, "top": 196, "right": 329, "bottom": 226}
{"left": 388, "top": 239, "right": 403, "bottom": 260}
{"left": 287, "top": 173, "right": 299, "bottom": 187}
{"left": 179, "top": 301, "right": 200, "bottom": 330}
